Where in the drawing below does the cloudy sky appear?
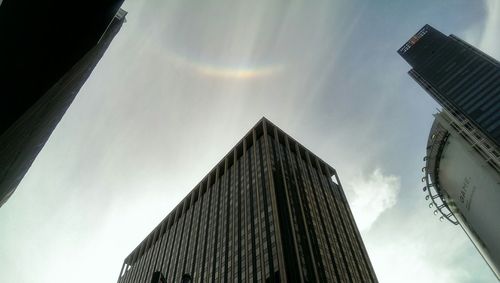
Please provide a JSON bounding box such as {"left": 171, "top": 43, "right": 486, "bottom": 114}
{"left": 1, "top": 0, "right": 499, "bottom": 282}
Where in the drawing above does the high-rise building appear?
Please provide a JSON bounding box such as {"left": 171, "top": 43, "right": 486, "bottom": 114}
{"left": 117, "top": 118, "right": 378, "bottom": 283}
{"left": 0, "top": 0, "right": 126, "bottom": 135}
{"left": 399, "top": 25, "right": 500, "bottom": 279}
{"left": 398, "top": 24, "right": 500, "bottom": 147}
{"left": 0, "top": 4, "right": 126, "bottom": 207}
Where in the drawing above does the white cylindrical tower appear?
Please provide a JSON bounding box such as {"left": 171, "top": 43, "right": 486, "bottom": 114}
{"left": 422, "top": 110, "right": 500, "bottom": 280}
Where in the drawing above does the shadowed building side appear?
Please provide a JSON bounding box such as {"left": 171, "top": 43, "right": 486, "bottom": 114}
{"left": 117, "top": 118, "right": 377, "bottom": 283}
{"left": 0, "top": 0, "right": 125, "bottom": 134}
{"left": 0, "top": 9, "right": 127, "bottom": 207}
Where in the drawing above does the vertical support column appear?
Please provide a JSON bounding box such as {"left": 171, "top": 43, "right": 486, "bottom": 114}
{"left": 256, "top": 122, "right": 276, "bottom": 280}
{"left": 287, "top": 139, "right": 319, "bottom": 282}
{"left": 124, "top": 255, "right": 137, "bottom": 283}
{"left": 217, "top": 158, "right": 228, "bottom": 282}
{"left": 221, "top": 154, "right": 234, "bottom": 282}
{"left": 150, "top": 224, "right": 166, "bottom": 277}
{"left": 116, "top": 262, "right": 125, "bottom": 283}
{"left": 210, "top": 165, "right": 221, "bottom": 282}
{"left": 262, "top": 120, "right": 287, "bottom": 282}
{"left": 273, "top": 127, "right": 304, "bottom": 282}
{"left": 177, "top": 194, "right": 196, "bottom": 280}
{"left": 146, "top": 230, "right": 161, "bottom": 278}
{"left": 166, "top": 208, "right": 182, "bottom": 280}
{"left": 314, "top": 158, "right": 350, "bottom": 283}
{"left": 252, "top": 127, "right": 267, "bottom": 282}
{"left": 187, "top": 184, "right": 203, "bottom": 276}
{"left": 199, "top": 174, "right": 213, "bottom": 281}
{"left": 231, "top": 148, "right": 238, "bottom": 281}
{"left": 160, "top": 216, "right": 174, "bottom": 274}
{"left": 123, "top": 263, "right": 132, "bottom": 283}
{"left": 324, "top": 166, "right": 362, "bottom": 282}
{"left": 302, "top": 150, "right": 338, "bottom": 282}
{"left": 130, "top": 243, "right": 145, "bottom": 283}
{"left": 181, "top": 185, "right": 201, "bottom": 276}
{"left": 332, "top": 170, "right": 377, "bottom": 282}
{"left": 141, "top": 236, "right": 156, "bottom": 282}
{"left": 242, "top": 139, "right": 250, "bottom": 282}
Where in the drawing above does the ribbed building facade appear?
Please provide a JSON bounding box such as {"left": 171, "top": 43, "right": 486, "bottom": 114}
{"left": 398, "top": 24, "right": 500, "bottom": 148}
{"left": 117, "top": 118, "right": 377, "bottom": 283}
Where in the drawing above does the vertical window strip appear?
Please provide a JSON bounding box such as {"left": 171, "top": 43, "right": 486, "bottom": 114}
{"left": 292, "top": 145, "right": 328, "bottom": 282}
{"left": 272, "top": 128, "right": 303, "bottom": 281}
{"left": 284, "top": 138, "right": 319, "bottom": 282}
{"left": 304, "top": 152, "right": 344, "bottom": 283}
{"left": 199, "top": 179, "right": 213, "bottom": 281}
{"left": 168, "top": 212, "right": 187, "bottom": 281}
{"left": 257, "top": 136, "right": 276, "bottom": 279}
{"left": 330, "top": 173, "right": 377, "bottom": 282}
{"left": 315, "top": 164, "right": 351, "bottom": 282}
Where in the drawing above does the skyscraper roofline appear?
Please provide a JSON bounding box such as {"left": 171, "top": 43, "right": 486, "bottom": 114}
{"left": 122, "top": 117, "right": 336, "bottom": 265}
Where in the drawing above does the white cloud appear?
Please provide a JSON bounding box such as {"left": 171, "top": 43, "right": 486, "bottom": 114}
{"left": 368, "top": 230, "right": 471, "bottom": 283}
{"left": 343, "top": 169, "right": 400, "bottom": 231}
{"left": 363, "top": 198, "right": 493, "bottom": 283}
{"left": 478, "top": 0, "right": 500, "bottom": 57}
{"left": 464, "top": 0, "right": 500, "bottom": 59}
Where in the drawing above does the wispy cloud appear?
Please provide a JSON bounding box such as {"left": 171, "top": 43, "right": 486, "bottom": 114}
{"left": 364, "top": 196, "right": 494, "bottom": 283}
{"left": 1, "top": 1, "right": 497, "bottom": 282}
{"left": 479, "top": 0, "right": 500, "bottom": 57}
{"left": 463, "top": 0, "right": 500, "bottom": 58}
{"left": 343, "top": 169, "right": 400, "bottom": 231}
{"left": 368, "top": 229, "right": 470, "bottom": 283}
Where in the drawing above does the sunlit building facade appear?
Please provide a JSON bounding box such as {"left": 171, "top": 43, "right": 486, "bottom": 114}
{"left": 399, "top": 24, "right": 500, "bottom": 279}
{"left": 117, "top": 118, "right": 377, "bottom": 283}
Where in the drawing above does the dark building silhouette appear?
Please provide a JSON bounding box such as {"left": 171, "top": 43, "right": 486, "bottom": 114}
{"left": 0, "top": 0, "right": 126, "bottom": 134}
{"left": 399, "top": 25, "right": 500, "bottom": 279}
{"left": 398, "top": 24, "right": 500, "bottom": 148}
{"left": 0, "top": 3, "right": 126, "bottom": 207}
{"left": 117, "top": 118, "right": 377, "bottom": 283}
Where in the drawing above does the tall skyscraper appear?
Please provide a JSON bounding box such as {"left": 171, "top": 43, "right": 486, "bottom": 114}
{"left": 0, "top": 4, "right": 126, "bottom": 207}
{"left": 117, "top": 118, "right": 377, "bottom": 283}
{"left": 399, "top": 25, "right": 500, "bottom": 279}
{"left": 398, "top": 24, "right": 500, "bottom": 147}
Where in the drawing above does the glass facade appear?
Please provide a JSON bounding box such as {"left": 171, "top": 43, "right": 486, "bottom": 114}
{"left": 398, "top": 24, "right": 500, "bottom": 148}
{"left": 117, "top": 118, "right": 377, "bottom": 283}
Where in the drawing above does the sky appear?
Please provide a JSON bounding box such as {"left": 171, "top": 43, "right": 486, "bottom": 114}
{"left": 0, "top": 0, "right": 499, "bottom": 282}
